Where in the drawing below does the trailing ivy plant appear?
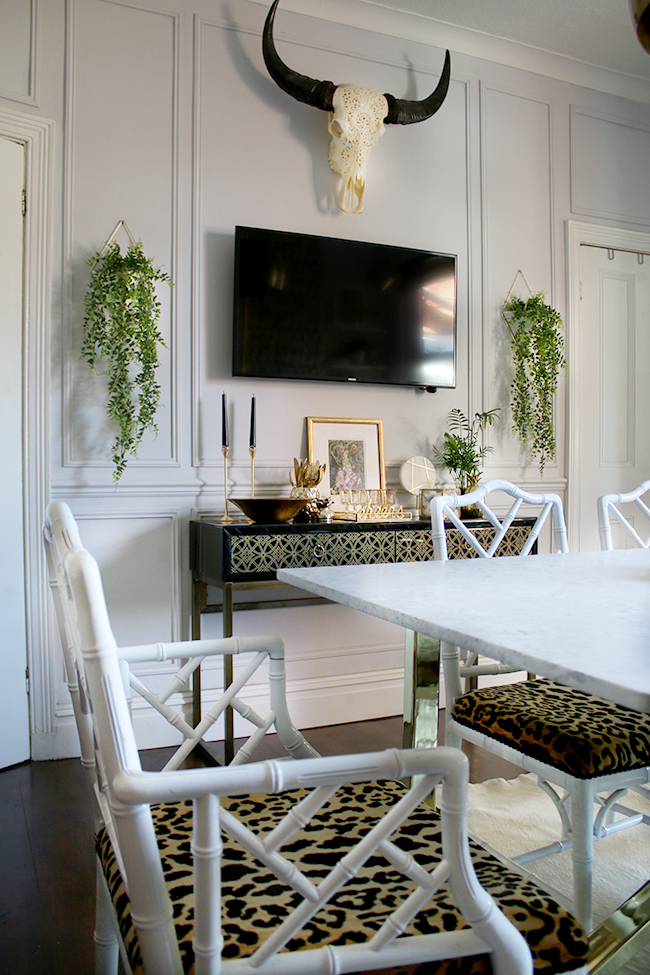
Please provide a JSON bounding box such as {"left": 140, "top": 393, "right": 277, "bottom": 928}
{"left": 81, "top": 240, "right": 171, "bottom": 482}
{"left": 504, "top": 292, "right": 565, "bottom": 476}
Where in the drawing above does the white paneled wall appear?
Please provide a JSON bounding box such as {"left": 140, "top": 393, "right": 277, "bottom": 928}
{"left": 2, "top": 0, "right": 649, "bottom": 757}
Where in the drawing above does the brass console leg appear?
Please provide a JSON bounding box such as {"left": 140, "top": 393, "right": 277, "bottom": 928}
{"left": 403, "top": 629, "right": 416, "bottom": 751}
{"left": 223, "top": 582, "right": 235, "bottom": 764}
{"left": 403, "top": 630, "right": 440, "bottom": 800}
{"left": 191, "top": 580, "right": 207, "bottom": 727}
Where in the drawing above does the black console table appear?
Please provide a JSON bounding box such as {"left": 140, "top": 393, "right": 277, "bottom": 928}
{"left": 190, "top": 517, "right": 535, "bottom": 761}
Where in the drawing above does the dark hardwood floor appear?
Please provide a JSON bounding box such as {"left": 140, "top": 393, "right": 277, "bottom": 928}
{"left": 0, "top": 715, "right": 519, "bottom": 974}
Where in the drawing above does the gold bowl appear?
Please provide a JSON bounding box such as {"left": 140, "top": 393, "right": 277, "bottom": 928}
{"left": 230, "top": 497, "right": 310, "bottom": 524}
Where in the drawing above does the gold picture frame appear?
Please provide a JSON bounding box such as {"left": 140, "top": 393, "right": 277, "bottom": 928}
{"left": 307, "top": 417, "right": 385, "bottom": 505}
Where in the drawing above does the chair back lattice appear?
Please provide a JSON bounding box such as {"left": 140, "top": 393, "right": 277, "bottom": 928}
{"left": 430, "top": 481, "right": 568, "bottom": 689}
{"left": 597, "top": 480, "right": 650, "bottom": 551}
{"left": 44, "top": 502, "right": 317, "bottom": 773}
{"left": 47, "top": 512, "right": 534, "bottom": 975}
{"left": 431, "top": 479, "right": 568, "bottom": 561}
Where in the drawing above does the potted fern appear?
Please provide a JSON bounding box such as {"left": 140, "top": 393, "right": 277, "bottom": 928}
{"left": 504, "top": 292, "right": 565, "bottom": 476}
{"left": 433, "top": 408, "right": 500, "bottom": 515}
{"left": 81, "top": 237, "right": 171, "bottom": 482}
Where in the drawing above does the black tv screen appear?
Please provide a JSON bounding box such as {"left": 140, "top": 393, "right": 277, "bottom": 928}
{"left": 233, "top": 226, "right": 456, "bottom": 390}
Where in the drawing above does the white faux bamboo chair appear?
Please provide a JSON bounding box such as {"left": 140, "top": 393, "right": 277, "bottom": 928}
{"left": 44, "top": 501, "right": 590, "bottom": 975}
{"left": 431, "top": 480, "right": 650, "bottom": 934}
{"left": 44, "top": 499, "right": 315, "bottom": 970}
{"left": 597, "top": 479, "right": 650, "bottom": 551}
{"left": 597, "top": 480, "right": 650, "bottom": 807}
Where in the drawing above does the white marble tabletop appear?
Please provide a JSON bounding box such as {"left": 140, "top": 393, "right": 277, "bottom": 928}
{"left": 278, "top": 548, "right": 650, "bottom": 713}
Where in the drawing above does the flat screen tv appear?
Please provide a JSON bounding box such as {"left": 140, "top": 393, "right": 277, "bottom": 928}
{"left": 233, "top": 226, "right": 456, "bottom": 390}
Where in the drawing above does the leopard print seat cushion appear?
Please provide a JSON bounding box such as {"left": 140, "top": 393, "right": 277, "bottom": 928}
{"left": 96, "top": 780, "right": 588, "bottom": 975}
{"left": 452, "top": 678, "right": 650, "bottom": 779}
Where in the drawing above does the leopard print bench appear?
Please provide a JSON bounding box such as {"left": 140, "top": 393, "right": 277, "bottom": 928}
{"left": 96, "top": 779, "right": 588, "bottom": 974}
{"left": 452, "top": 678, "right": 650, "bottom": 779}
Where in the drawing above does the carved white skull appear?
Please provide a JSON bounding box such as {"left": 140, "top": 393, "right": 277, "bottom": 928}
{"left": 263, "top": 1, "right": 451, "bottom": 214}
{"left": 327, "top": 86, "right": 388, "bottom": 214}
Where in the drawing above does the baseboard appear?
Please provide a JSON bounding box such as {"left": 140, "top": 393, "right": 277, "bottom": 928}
{"left": 30, "top": 669, "right": 405, "bottom": 759}
{"left": 31, "top": 721, "right": 82, "bottom": 761}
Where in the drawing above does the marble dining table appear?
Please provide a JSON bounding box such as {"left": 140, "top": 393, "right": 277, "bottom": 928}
{"left": 278, "top": 547, "right": 650, "bottom": 714}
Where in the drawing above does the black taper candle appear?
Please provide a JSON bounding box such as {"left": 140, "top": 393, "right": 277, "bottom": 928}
{"left": 249, "top": 396, "right": 256, "bottom": 448}
{"left": 222, "top": 392, "right": 229, "bottom": 447}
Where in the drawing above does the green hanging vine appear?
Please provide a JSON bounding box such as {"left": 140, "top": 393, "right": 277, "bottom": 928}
{"left": 504, "top": 292, "right": 566, "bottom": 476}
{"left": 81, "top": 240, "right": 171, "bottom": 482}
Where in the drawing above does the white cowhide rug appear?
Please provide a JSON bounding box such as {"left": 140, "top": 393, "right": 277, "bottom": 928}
{"left": 467, "top": 773, "right": 650, "bottom": 974}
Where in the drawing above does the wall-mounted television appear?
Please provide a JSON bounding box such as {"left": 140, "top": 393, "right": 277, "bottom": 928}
{"left": 233, "top": 226, "right": 456, "bottom": 391}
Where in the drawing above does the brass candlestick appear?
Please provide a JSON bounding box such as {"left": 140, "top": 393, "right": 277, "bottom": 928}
{"left": 220, "top": 445, "right": 234, "bottom": 523}
{"left": 249, "top": 445, "right": 256, "bottom": 497}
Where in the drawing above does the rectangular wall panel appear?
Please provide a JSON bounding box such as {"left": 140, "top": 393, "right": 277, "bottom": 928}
{"left": 0, "top": 0, "right": 36, "bottom": 103}
{"left": 571, "top": 108, "right": 650, "bottom": 224}
{"left": 66, "top": 0, "right": 177, "bottom": 468}
{"left": 69, "top": 513, "right": 177, "bottom": 647}
{"left": 600, "top": 272, "right": 634, "bottom": 467}
{"left": 482, "top": 85, "right": 553, "bottom": 468}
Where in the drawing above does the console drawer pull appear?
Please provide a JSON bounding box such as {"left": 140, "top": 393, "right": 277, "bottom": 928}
{"left": 312, "top": 542, "right": 326, "bottom": 558}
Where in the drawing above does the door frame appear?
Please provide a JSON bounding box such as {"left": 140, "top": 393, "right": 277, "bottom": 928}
{"left": 0, "top": 108, "right": 53, "bottom": 757}
{"left": 566, "top": 220, "right": 650, "bottom": 552}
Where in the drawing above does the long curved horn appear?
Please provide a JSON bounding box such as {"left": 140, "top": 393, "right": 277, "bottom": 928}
{"left": 383, "top": 50, "right": 451, "bottom": 124}
{"left": 263, "top": 0, "right": 336, "bottom": 111}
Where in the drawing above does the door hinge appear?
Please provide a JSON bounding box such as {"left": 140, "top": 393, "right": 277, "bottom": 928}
{"left": 22, "top": 188, "right": 27, "bottom": 218}
{"left": 25, "top": 667, "right": 30, "bottom": 695}
{"left": 579, "top": 279, "right": 583, "bottom": 300}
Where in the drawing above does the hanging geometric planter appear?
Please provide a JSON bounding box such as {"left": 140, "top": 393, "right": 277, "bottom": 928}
{"left": 502, "top": 270, "right": 566, "bottom": 476}
{"left": 80, "top": 220, "right": 171, "bottom": 482}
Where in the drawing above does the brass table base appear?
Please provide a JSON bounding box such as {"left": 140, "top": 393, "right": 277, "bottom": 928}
{"left": 588, "top": 880, "right": 650, "bottom": 972}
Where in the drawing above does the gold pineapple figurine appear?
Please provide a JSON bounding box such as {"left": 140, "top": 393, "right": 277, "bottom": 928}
{"left": 291, "top": 458, "right": 326, "bottom": 490}
{"left": 290, "top": 458, "right": 327, "bottom": 521}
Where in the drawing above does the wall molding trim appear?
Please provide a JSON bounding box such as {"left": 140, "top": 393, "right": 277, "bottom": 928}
{"left": 241, "top": 0, "right": 650, "bottom": 103}
{"left": 51, "top": 480, "right": 207, "bottom": 498}
{"left": 191, "top": 14, "right": 205, "bottom": 471}
{"left": 0, "top": 106, "right": 53, "bottom": 744}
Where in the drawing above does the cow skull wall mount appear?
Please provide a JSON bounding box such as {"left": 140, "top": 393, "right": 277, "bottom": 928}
{"left": 263, "top": 0, "right": 451, "bottom": 213}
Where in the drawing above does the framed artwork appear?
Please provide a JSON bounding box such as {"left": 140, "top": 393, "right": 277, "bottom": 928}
{"left": 306, "top": 417, "right": 385, "bottom": 506}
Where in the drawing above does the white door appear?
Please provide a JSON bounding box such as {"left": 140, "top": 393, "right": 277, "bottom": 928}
{"left": 575, "top": 243, "right": 650, "bottom": 551}
{"left": 0, "top": 136, "right": 30, "bottom": 768}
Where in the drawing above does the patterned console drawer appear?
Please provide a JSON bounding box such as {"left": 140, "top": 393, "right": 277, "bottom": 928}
{"left": 229, "top": 534, "right": 323, "bottom": 575}
{"left": 328, "top": 530, "right": 394, "bottom": 565}
{"left": 396, "top": 524, "right": 533, "bottom": 562}
{"left": 395, "top": 530, "right": 433, "bottom": 562}
{"left": 229, "top": 528, "right": 395, "bottom": 577}
{"left": 190, "top": 518, "right": 536, "bottom": 585}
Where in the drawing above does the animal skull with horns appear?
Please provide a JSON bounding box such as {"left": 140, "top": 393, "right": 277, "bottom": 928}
{"left": 263, "top": 0, "right": 451, "bottom": 213}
